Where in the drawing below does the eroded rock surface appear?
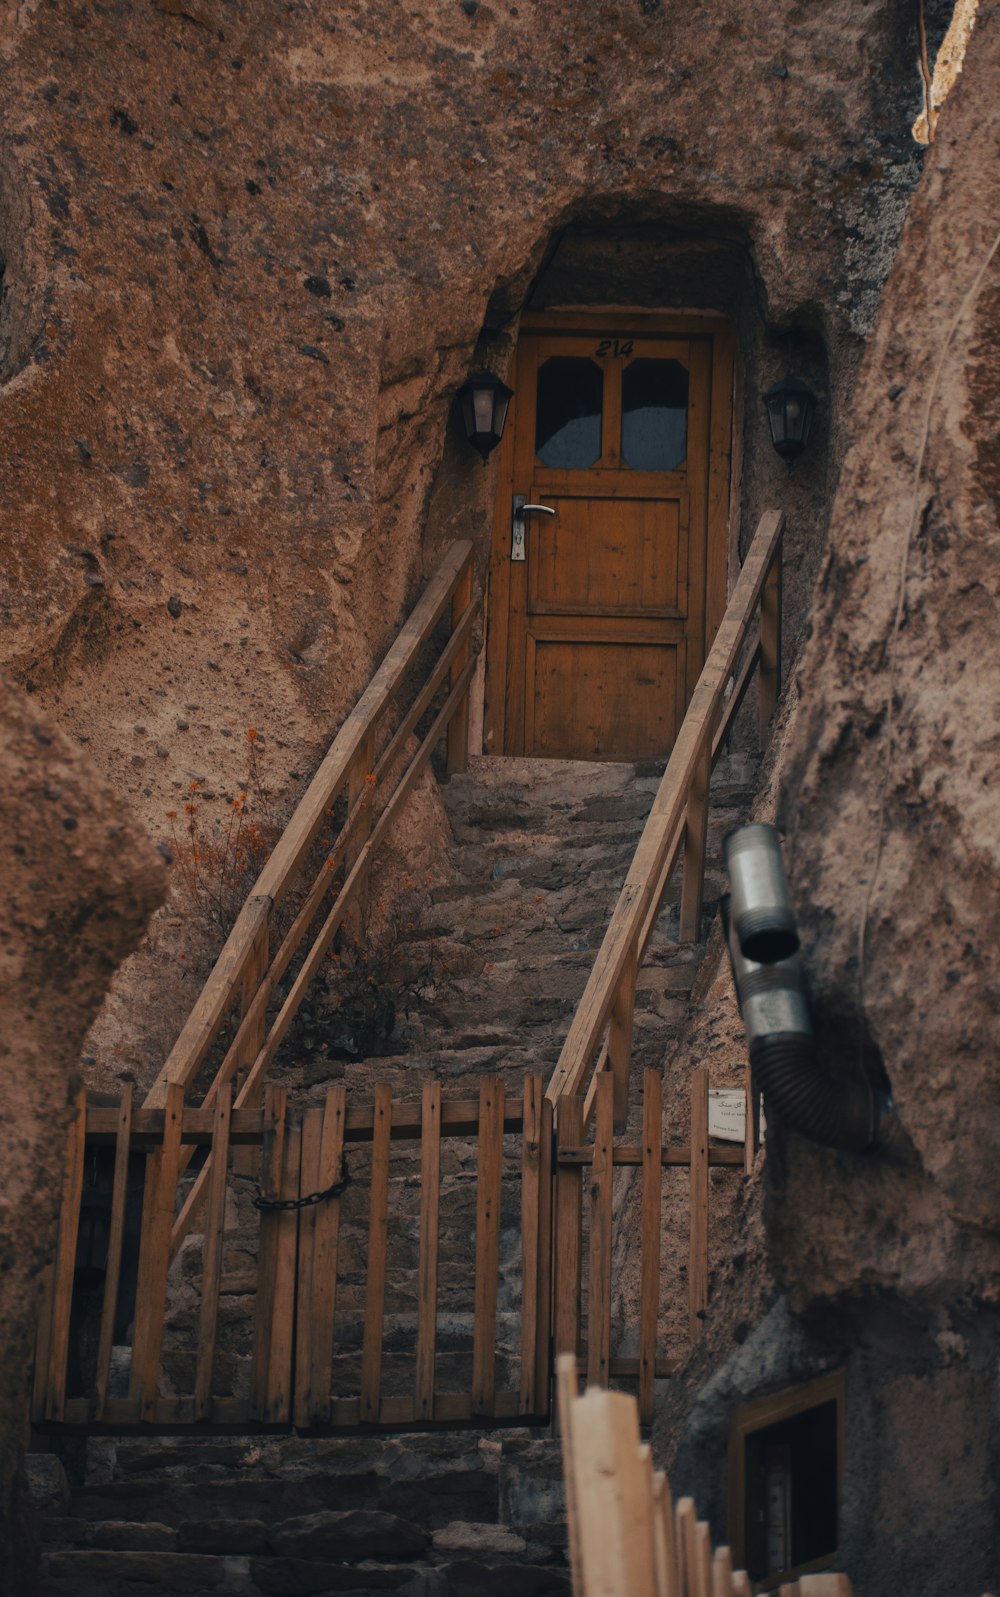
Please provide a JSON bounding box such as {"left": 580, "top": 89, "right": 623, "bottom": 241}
{"left": 777, "top": 2, "right": 1000, "bottom": 1304}
{"left": 0, "top": 680, "right": 164, "bottom": 1591}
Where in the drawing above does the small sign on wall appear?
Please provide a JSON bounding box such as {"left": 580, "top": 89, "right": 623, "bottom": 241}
{"left": 708, "top": 1088, "right": 765, "bottom": 1143}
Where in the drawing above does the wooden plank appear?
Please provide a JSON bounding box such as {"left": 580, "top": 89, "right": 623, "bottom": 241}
{"left": 553, "top": 1096, "right": 584, "bottom": 1364}
{"left": 415, "top": 1080, "right": 441, "bottom": 1423}
{"left": 570, "top": 1386, "right": 658, "bottom": 1596}
{"left": 292, "top": 1107, "right": 322, "bottom": 1430}
{"left": 693, "top": 1522, "right": 713, "bottom": 1597}
{"left": 639, "top": 1069, "right": 663, "bottom": 1427}
{"left": 91, "top": 1084, "right": 133, "bottom": 1421}
{"left": 194, "top": 1086, "right": 232, "bottom": 1420}
{"left": 679, "top": 738, "right": 712, "bottom": 943}
{"left": 534, "top": 1093, "right": 554, "bottom": 1413}
{"left": 264, "top": 1121, "right": 300, "bottom": 1423}
{"left": 676, "top": 1498, "right": 697, "bottom": 1597}
{"left": 44, "top": 1088, "right": 88, "bottom": 1422}
{"left": 556, "top": 1143, "right": 745, "bottom": 1169}
{"left": 519, "top": 1074, "right": 543, "bottom": 1415}
{"left": 608, "top": 948, "right": 638, "bottom": 1129}
{"left": 758, "top": 538, "right": 783, "bottom": 746}
{"left": 587, "top": 1071, "right": 614, "bottom": 1389}
{"left": 251, "top": 1087, "right": 287, "bottom": 1418}
{"left": 360, "top": 1083, "right": 392, "bottom": 1423}
{"left": 472, "top": 1077, "right": 504, "bottom": 1415}
{"left": 144, "top": 894, "right": 272, "bottom": 1108}
{"left": 652, "top": 1470, "right": 679, "bottom": 1597}
{"left": 129, "top": 1083, "right": 184, "bottom": 1422}
{"left": 712, "top": 1546, "right": 734, "bottom": 1597}
{"left": 556, "top": 1353, "right": 583, "bottom": 1594}
{"left": 302, "top": 1084, "right": 346, "bottom": 1427}
{"left": 546, "top": 510, "right": 784, "bottom": 1107}
{"left": 89, "top": 1096, "right": 525, "bottom": 1149}
{"left": 730, "top": 1572, "right": 753, "bottom": 1597}
{"left": 446, "top": 553, "right": 474, "bottom": 775}
{"left": 689, "top": 1065, "right": 710, "bottom": 1343}
{"left": 711, "top": 635, "right": 760, "bottom": 768}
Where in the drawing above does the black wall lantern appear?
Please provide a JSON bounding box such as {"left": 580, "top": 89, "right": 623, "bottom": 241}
{"left": 763, "top": 375, "right": 817, "bottom": 461}
{"left": 457, "top": 370, "right": 513, "bottom": 463}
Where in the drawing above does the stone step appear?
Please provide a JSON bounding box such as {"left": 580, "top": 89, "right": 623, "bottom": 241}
{"left": 36, "top": 1432, "right": 572, "bottom": 1595}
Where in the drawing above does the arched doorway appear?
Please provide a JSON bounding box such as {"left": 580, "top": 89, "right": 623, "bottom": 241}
{"left": 484, "top": 310, "right": 735, "bottom": 760}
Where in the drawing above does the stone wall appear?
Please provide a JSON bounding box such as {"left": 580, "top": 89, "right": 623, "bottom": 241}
{"left": 0, "top": 0, "right": 928, "bottom": 1078}
{"left": 655, "top": 9, "right": 1000, "bottom": 1594}
{"left": 0, "top": 681, "right": 164, "bottom": 1590}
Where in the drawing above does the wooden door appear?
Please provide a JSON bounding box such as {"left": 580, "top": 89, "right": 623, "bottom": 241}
{"left": 486, "top": 314, "right": 734, "bottom": 761}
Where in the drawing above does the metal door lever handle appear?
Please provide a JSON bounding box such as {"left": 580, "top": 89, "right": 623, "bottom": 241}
{"left": 511, "top": 495, "right": 557, "bottom": 562}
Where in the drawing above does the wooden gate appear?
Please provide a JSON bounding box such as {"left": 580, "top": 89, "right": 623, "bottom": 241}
{"left": 32, "top": 1068, "right": 746, "bottom": 1436}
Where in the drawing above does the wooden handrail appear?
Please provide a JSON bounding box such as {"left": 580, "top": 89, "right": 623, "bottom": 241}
{"left": 144, "top": 539, "right": 476, "bottom": 1113}
{"left": 546, "top": 510, "right": 784, "bottom": 1120}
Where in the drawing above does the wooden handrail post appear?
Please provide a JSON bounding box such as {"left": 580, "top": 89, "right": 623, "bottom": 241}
{"left": 678, "top": 736, "right": 711, "bottom": 944}
{"left": 446, "top": 554, "right": 474, "bottom": 776}
{"left": 553, "top": 1095, "right": 584, "bottom": 1368}
{"left": 586, "top": 1071, "right": 614, "bottom": 1389}
{"left": 758, "top": 537, "right": 783, "bottom": 746}
{"left": 608, "top": 948, "right": 638, "bottom": 1130}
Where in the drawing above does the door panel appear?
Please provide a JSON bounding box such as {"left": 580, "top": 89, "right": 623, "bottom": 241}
{"left": 525, "top": 637, "right": 687, "bottom": 760}
{"left": 527, "top": 494, "right": 688, "bottom": 618}
{"left": 486, "top": 314, "right": 733, "bottom": 762}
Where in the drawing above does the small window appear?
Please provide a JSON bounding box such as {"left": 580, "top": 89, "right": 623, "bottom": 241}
{"left": 621, "top": 358, "right": 688, "bottom": 471}
{"left": 729, "top": 1371, "right": 844, "bottom": 1590}
{"left": 535, "top": 357, "right": 603, "bottom": 468}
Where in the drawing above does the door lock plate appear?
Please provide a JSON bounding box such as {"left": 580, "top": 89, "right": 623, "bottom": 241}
{"left": 511, "top": 495, "right": 556, "bottom": 561}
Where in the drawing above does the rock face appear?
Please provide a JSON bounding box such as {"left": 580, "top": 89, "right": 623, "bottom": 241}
{"left": 777, "top": 2, "right": 1000, "bottom": 1301}
{"left": 656, "top": 13, "right": 1000, "bottom": 1597}
{"left": 0, "top": 681, "right": 164, "bottom": 1591}
{"left": 0, "top": 0, "right": 925, "bottom": 834}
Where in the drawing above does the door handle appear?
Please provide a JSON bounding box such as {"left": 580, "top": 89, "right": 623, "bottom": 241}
{"left": 511, "top": 495, "right": 557, "bottom": 562}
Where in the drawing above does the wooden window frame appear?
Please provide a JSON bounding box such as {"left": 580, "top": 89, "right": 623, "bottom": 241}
{"left": 728, "top": 1367, "right": 846, "bottom": 1593}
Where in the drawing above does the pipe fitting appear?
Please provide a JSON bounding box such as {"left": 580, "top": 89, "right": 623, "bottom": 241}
{"left": 724, "top": 823, "right": 799, "bottom": 964}
{"left": 723, "top": 892, "right": 880, "bottom": 1154}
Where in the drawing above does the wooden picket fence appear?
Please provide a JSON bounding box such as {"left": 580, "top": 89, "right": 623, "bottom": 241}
{"left": 32, "top": 1065, "right": 743, "bottom": 1435}
{"left": 558, "top": 1354, "right": 853, "bottom": 1597}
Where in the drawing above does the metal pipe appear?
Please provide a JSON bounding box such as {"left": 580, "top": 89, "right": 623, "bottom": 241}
{"left": 724, "top": 823, "right": 799, "bottom": 964}
{"left": 723, "top": 896, "right": 880, "bottom": 1153}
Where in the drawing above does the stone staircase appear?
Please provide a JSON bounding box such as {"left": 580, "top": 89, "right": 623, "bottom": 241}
{"left": 32, "top": 1430, "right": 569, "bottom": 1597}
{"left": 286, "top": 752, "right": 758, "bottom": 1110}
{"left": 32, "top": 751, "right": 757, "bottom": 1597}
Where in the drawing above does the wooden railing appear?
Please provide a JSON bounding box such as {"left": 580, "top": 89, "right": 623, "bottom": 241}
{"left": 33, "top": 1065, "right": 746, "bottom": 1434}
{"left": 546, "top": 510, "right": 784, "bottom": 1129}
{"left": 554, "top": 1065, "right": 745, "bottom": 1427}
{"left": 33, "top": 1075, "right": 552, "bottom": 1432}
{"left": 558, "top": 1354, "right": 852, "bottom": 1597}
{"left": 142, "top": 540, "right": 476, "bottom": 1252}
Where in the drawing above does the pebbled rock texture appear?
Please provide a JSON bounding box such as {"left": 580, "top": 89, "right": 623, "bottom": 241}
{"left": 0, "top": 0, "right": 930, "bottom": 1081}
{"left": 0, "top": 680, "right": 164, "bottom": 1591}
